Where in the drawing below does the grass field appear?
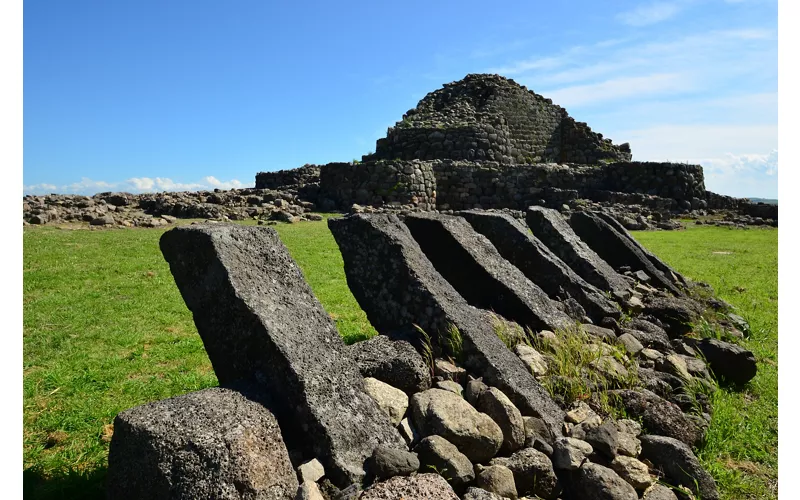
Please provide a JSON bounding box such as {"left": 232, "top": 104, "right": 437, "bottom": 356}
{"left": 22, "top": 219, "right": 777, "bottom": 499}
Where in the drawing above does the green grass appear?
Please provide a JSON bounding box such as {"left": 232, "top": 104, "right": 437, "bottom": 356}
{"left": 22, "top": 216, "right": 375, "bottom": 499}
{"left": 22, "top": 220, "right": 777, "bottom": 499}
{"left": 632, "top": 225, "right": 778, "bottom": 499}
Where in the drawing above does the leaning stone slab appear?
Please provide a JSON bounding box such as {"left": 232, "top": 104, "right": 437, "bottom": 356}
{"left": 159, "top": 224, "right": 404, "bottom": 487}
{"left": 568, "top": 211, "right": 682, "bottom": 295}
{"left": 526, "top": 206, "right": 630, "bottom": 296}
{"left": 329, "top": 214, "right": 567, "bottom": 437}
{"left": 403, "top": 212, "right": 573, "bottom": 332}
{"left": 459, "top": 210, "right": 620, "bottom": 321}
{"left": 107, "top": 387, "right": 298, "bottom": 500}
{"left": 593, "top": 210, "right": 687, "bottom": 286}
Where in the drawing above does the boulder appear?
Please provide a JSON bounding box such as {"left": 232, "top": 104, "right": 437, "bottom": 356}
{"left": 435, "top": 380, "right": 464, "bottom": 396}
{"left": 525, "top": 206, "right": 630, "bottom": 296}
{"left": 458, "top": 210, "right": 620, "bottom": 321}
{"left": 106, "top": 387, "right": 298, "bottom": 500}
{"left": 639, "top": 435, "right": 719, "bottom": 500}
{"left": 620, "top": 327, "right": 671, "bottom": 353}
{"left": 413, "top": 436, "right": 475, "bottom": 491}
{"left": 349, "top": 335, "right": 432, "bottom": 394}
{"left": 363, "top": 378, "right": 409, "bottom": 426}
{"left": 643, "top": 297, "right": 701, "bottom": 336}
{"left": 552, "top": 437, "right": 593, "bottom": 470}
{"left": 514, "top": 344, "right": 548, "bottom": 377}
{"left": 159, "top": 224, "right": 404, "bottom": 487}
{"left": 475, "top": 465, "right": 518, "bottom": 499}
{"left": 490, "top": 447, "right": 560, "bottom": 499}
{"left": 410, "top": 389, "right": 503, "bottom": 463}
{"left": 610, "top": 456, "right": 654, "bottom": 491}
{"left": 358, "top": 473, "right": 459, "bottom": 500}
{"left": 608, "top": 390, "right": 704, "bottom": 447}
{"left": 403, "top": 213, "right": 573, "bottom": 332}
{"left": 690, "top": 338, "right": 757, "bottom": 385}
{"left": 298, "top": 459, "right": 325, "bottom": 483}
{"left": 641, "top": 484, "right": 679, "bottom": 500}
{"left": 367, "top": 446, "right": 419, "bottom": 481}
{"left": 328, "top": 214, "right": 566, "bottom": 437}
{"left": 294, "top": 481, "right": 325, "bottom": 500}
{"left": 435, "top": 358, "right": 468, "bottom": 384}
{"left": 571, "top": 462, "right": 638, "bottom": 500}
{"left": 462, "top": 487, "right": 508, "bottom": 500}
{"left": 475, "top": 387, "right": 526, "bottom": 454}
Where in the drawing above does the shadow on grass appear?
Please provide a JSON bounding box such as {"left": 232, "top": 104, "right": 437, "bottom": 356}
{"left": 23, "top": 466, "right": 106, "bottom": 500}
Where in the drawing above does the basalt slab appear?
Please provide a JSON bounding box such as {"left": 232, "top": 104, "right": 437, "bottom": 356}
{"left": 526, "top": 206, "right": 630, "bottom": 296}
{"left": 328, "top": 214, "right": 566, "bottom": 437}
{"left": 568, "top": 211, "right": 681, "bottom": 294}
{"left": 159, "top": 224, "right": 404, "bottom": 488}
{"left": 458, "top": 210, "right": 620, "bottom": 321}
{"left": 593, "top": 211, "right": 687, "bottom": 286}
{"left": 403, "top": 212, "right": 573, "bottom": 332}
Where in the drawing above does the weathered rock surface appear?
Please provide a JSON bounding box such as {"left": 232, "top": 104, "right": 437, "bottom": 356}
{"left": 643, "top": 296, "right": 701, "bottom": 336}
{"left": 475, "top": 387, "right": 526, "bottom": 454}
{"left": 639, "top": 435, "right": 719, "bottom": 500}
{"left": 458, "top": 210, "right": 620, "bottom": 321}
{"left": 571, "top": 463, "right": 638, "bottom": 500}
{"left": 475, "top": 464, "right": 518, "bottom": 499}
{"left": 358, "top": 473, "right": 459, "bottom": 500}
{"left": 328, "top": 214, "right": 566, "bottom": 437}
{"left": 367, "top": 446, "right": 419, "bottom": 481}
{"left": 568, "top": 211, "right": 681, "bottom": 294}
{"left": 404, "top": 212, "right": 573, "bottom": 332}
{"left": 490, "top": 447, "right": 560, "bottom": 499}
{"left": 295, "top": 481, "right": 325, "bottom": 500}
{"left": 349, "top": 335, "right": 432, "bottom": 394}
{"left": 106, "top": 387, "right": 298, "bottom": 500}
{"left": 610, "top": 456, "right": 654, "bottom": 491}
{"left": 620, "top": 327, "right": 671, "bottom": 352}
{"left": 552, "top": 437, "right": 593, "bottom": 470}
{"left": 690, "top": 338, "right": 757, "bottom": 385}
{"left": 514, "top": 344, "right": 548, "bottom": 377}
{"left": 363, "top": 378, "right": 409, "bottom": 426}
{"left": 435, "top": 359, "right": 468, "bottom": 384}
{"left": 462, "top": 487, "right": 508, "bottom": 500}
{"left": 641, "top": 484, "right": 679, "bottom": 500}
{"left": 525, "top": 206, "right": 630, "bottom": 295}
{"left": 298, "top": 459, "right": 325, "bottom": 484}
{"left": 410, "top": 389, "right": 503, "bottom": 463}
{"left": 159, "top": 224, "right": 403, "bottom": 487}
{"left": 608, "top": 390, "right": 703, "bottom": 447}
{"left": 413, "top": 435, "right": 475, "bottom": 491}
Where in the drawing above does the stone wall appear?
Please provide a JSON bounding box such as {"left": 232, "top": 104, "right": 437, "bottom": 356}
{"left": 430, "top": 161, "right": 705, "bottom": 211}
{"left": 256, "top": 164, "right": 321, "bottom": 189}
{"left": 319, "top": 160, "right": 436, "bottom": 210}
{"left": 366, "top": 74, "right": 631, "bottom": 166}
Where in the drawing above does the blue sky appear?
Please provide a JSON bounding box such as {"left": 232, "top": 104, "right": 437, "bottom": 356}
{"left": 23, "top": 0, "right": 777, "bottom": 198}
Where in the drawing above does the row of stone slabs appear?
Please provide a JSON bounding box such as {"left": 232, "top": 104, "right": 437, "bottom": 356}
{"left": 106, "top": 207, "right": 687, "bottom": 498}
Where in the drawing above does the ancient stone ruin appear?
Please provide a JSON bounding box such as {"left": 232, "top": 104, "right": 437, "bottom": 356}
{"left": 107, "top": 206, "right": 757, "bottom": 499}
{"left": 253, "top": 74, "right": 776, "bottom": 229}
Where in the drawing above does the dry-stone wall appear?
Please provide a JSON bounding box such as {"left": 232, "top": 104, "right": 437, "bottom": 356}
{"left": 107, "top": 208, "right": 757, "bottom": 499}
{"left": 366, "top": 74, "right": 631, "bottom": 165}
{"left": 255, "top": 164, "right": 321, "bottom": 190}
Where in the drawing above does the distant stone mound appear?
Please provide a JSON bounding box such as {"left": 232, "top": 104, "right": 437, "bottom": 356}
{"left": 365, "top": 74, "right": 631, "bottom": 165}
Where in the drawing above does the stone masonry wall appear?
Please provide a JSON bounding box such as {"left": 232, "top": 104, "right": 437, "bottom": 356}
{"left": 319, "top": 160, "right": 436, "bottom": 209}
{"left": 256, "top": 164, "right": 321, "bottom": 189}
{"left": 366, "top": 74, "right": 631, "bottom": 166}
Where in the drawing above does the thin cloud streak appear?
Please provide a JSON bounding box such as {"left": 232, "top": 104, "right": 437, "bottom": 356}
{"left": 616, "top": 1, "right": 683, "bottom": 26}
{"left": 23, "top": 175, "right": 248, "bottom": 196}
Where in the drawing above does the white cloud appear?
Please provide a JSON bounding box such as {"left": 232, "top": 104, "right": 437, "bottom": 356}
{"left": 540, "top": 73, "right": 690, "bottom": 107}
{"left": 616, "top": 1, "right": 683, "bottom": 26}
{"left": 23, "top": 176, "right": 248, "bottom": 196}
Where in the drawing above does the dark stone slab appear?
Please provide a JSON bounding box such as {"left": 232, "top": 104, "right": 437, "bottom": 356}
{"left": 458, "top": 210, "right": 620, "bottom": 321}
{"left": 159, "top": 224, "right": 404, "bottom": 487}
{"left": 689, "top": 338, "right": 757, "bottom": 386}
{"left": 593, "top": 211, "right": 687, "bottom": 286}
{"left": 526, "top": 206, "right": 630, "bottom": 296}
{"left": 107, "top": 386, "right": 298, "bottom": 500}
{"left": 608, "top": 389, "right": 704, "bottom": 447}
{"left": 328, "top": 214, "right": 566, "bottom": 437}
{"left": 349, "top": 335, "right": 432, "bottom": 395}
{"left": 568, "top": 211, "right": 682, "bottom": 295}
{"left": 403, "top": 212, "right": 573, "bottom": 332}
{"left": 639, "top": 435, "right": 720, "bottom": 500}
